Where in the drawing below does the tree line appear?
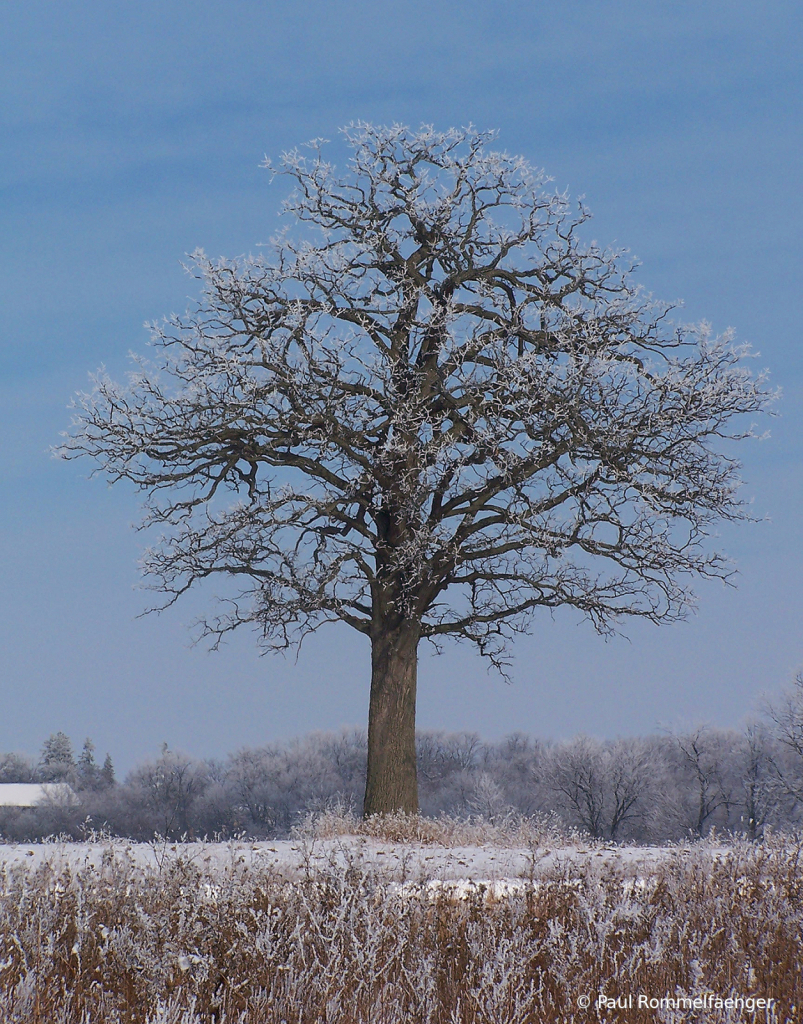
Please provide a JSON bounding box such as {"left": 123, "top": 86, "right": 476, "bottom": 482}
{"left": 2, "top": 675, "right": 802, "bottom": 844}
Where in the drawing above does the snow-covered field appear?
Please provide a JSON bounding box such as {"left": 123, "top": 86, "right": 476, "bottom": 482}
{"left": 0, "top": 834, "right": 697, "bottom": 882}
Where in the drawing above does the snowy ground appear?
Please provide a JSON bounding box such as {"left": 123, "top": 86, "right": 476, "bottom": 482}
{"left": 0, "top": 836, "right": 712, "bottom": 886}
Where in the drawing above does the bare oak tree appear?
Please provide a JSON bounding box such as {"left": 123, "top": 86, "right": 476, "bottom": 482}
{"left": 60, "top": 124, "right": 770, "bottom": 815}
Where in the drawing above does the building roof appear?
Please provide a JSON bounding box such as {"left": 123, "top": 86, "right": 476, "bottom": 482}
{"left": 0, "top": 783, "right": 79, "bottom": 807}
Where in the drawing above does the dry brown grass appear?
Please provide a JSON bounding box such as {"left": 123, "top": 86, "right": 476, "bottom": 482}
{"left": 0, "top": 831, "right": 801, "bottom": 1022}
{"left": 302, "top": 806, "right": 574, "bottom": 847}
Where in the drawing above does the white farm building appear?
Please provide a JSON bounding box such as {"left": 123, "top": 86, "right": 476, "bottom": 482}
{"left": 0, "top": 783, "right": 79, "bottom": 807}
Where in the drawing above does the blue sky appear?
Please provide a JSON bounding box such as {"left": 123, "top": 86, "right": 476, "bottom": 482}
{"left": 2, "top": 1, "right": 801, "bottom": 771}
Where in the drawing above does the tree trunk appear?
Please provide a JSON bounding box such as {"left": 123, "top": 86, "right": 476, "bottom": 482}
{"left": 363, "top": 622, "right": 420, "bottom": 816}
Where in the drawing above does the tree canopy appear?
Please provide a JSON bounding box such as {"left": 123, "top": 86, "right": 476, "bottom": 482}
{"left": 61, "top": 124, "right": 771, "bottom": 813}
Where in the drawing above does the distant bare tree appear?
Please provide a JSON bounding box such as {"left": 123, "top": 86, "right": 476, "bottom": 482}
{"left": 225, "top": 731, "right": 365, "bottom": 834}
{"left": 545, "top": 736, "right": 653, "bottom": 839}
{"left": 416, "top": 731, "right": 481, "bottom": 781}
{"left": 416, "top": 731, "right": 482, "bottom": 816}
{"left": 483, "top": 733, "right": 547, "bottom": 816}
{"left": 736, "top": 722, "right": 778, "bottom": 839}
{"left": 603, "top": 739, "right": 656, "bottom": 839}
{"left": 0, "top": 753, "right": 35, "bottom": 784}
{"left": 124, "top": 747, "right": 210, "bottom": 839}
{"left": 317, "top": 728, "right": 367, "bottom": 793}
{"left": 60, "top": 124, "right": 771, "bottom": 815}
{"left": 468, "top": 772, "right": 513, "bottom": 822}
{"left": 764, "top": 673, "right": 803, "bottom": 816}
{"left": 667, "top": 727, "right": 739, "bottom": 837}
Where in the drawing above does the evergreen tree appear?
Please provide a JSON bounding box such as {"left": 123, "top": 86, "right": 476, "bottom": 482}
{"left": 39, "top": 731, "right": 75, "bottom": 782}
{"left": 77, "top": 738, "right": 100, "bottom": 790}
{"left": 101, "top": 752, "right": 116, "bottom": 788}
